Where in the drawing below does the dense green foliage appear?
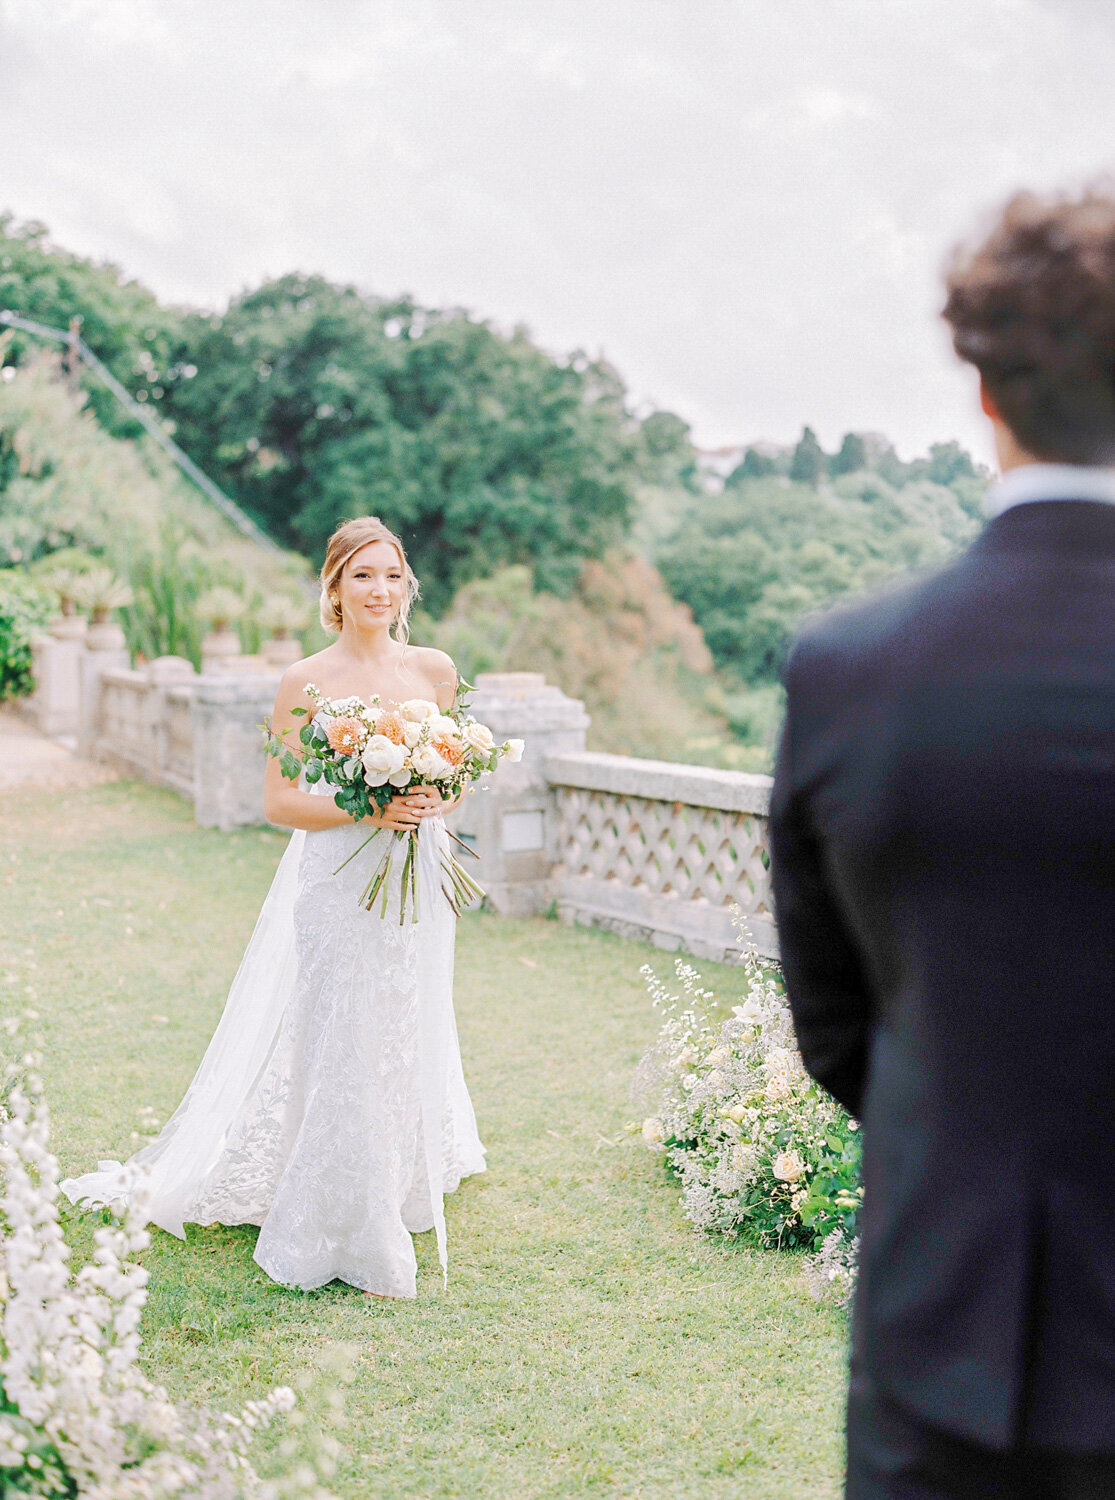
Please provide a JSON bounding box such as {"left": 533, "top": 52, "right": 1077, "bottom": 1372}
{"left": 0, "top": 570, "right": 52, "bottom": 699}
{"left": 658, "top": 436, "right": 986, "bottom": 685}
{"left": 0, "top": 221, "right": 992, "bottom": 766}
{"left": 160, "top": 276, "right": 684, "bottom": 611}
{"left": 0, "top": 355, "right": 313, "bottom": 666}
{"left": 0, "top": 216, "right": 181, "bottom": 440}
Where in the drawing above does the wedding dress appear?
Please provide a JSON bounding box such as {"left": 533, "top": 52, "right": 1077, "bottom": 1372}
{"left": 61, "top": 782, "right": 486, "bottom": 1297}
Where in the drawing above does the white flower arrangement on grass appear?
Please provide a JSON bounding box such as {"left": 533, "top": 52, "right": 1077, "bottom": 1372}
{"left": 633, "top": 944, "right": 860, "bottom": 1309}
{"left": 0, "top": 1030, "right": 342, "bottom": 1498}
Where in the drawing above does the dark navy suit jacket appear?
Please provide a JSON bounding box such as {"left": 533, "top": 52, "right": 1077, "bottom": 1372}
{"left": 770, "top": 498, "right": 1115, "bottom": 1451}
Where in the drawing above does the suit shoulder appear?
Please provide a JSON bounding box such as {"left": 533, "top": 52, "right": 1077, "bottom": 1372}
{"left": 787, "top": 556, "right": 971, "bottom": 687}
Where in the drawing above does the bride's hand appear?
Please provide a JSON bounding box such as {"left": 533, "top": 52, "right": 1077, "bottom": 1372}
{"left": 401, "top": 787, "right": 447, "bottom": 819}
{"left": 370, "top": 788, "right": 444, "bottom": 829}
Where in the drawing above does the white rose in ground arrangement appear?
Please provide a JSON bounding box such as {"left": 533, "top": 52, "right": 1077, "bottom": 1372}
{"left": 464, "top": 720, "right": 495, "bottom": 753}
{"left": 362, "top": 734, "right": 407, "bottom": 786}
{"left": 771, "top": 1149, "right": 806, "bottom": 1182}
{"left": 398, "top": 698, "right": 438, "bottom": 723}
{"left": 505, "top": 738, "right": 525, "bottom": 762}
{"left": 641, "top": 1117, "right": 666, "bottom": 1148}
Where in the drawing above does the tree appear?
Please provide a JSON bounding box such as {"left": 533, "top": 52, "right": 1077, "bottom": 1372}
{"left": 731, "top": 446, "right": 778, "bottom": 482}
{"left": 0, "top": 216, "right": 182, "bottom": 439}
{"left": 164, "top": 277, "right": 646, "bottom": 611}
{"left": 657, "top": 466, "right": 980, "bottom": 685}
{"left": 789, "top": 426, "right": 827, "bottom": 486}
{"left": 926, "top": 440, "right": 980, "bottom": 486}
{"left": 830, "top": 431, "right": 868, "bottom": 476}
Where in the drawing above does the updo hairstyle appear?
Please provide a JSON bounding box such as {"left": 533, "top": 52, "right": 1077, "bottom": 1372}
{"left": 319, "top": 517, "right": 421, "bottom": 641}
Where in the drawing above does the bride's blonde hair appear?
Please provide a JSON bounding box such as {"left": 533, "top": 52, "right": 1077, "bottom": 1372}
{"left": 319, "top": 517, "right": 420, "bottom": 641}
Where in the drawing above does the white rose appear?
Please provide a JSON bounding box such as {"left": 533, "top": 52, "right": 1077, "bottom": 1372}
{"left": 361, "top": 734, "right": 406, "bottom": 786}
{"left": 771, "top": 1149, "right": 806, "bottom": 1182}
{"left": 428, "top": 713, "right": 458, "bottom": 738}
{"left": 641, "top": 1117, "right": 665, "bottom": 1148}
{"left": 464, "top": 720, "right": 495, "bottom": 753}
{"left": 410, "top": 743, "right": 450, "bottom": 780}
{"left": 402, "top": 719, "right": 424, "bottom": 749}
{"left": 726, "top": 1103, "right": 747, "bottom": 1124}
{"left": 398, "top": 698, "right": 438, "bottom": 722}
{"left": 671, "top": 1045, "right": 699, "bottom": 1072}
{"left": 705, "top": 1045, "right": 731, "bottom": 1068}
{"left": 733, "top": 997, "right": 763, "bottom": 1023}
{"left": 504, "top": 737, "right": 525, "bottom": 763}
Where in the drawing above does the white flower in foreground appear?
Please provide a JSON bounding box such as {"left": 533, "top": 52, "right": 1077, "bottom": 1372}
{"left": 361, "top": 735, "right": 407, "bottom": 786}
{"left": 772, "top": 1149, "right": 806, "bottom": 1182}
{"left": 0, "top": 1057, "right": 341, "bottom": 1498}
{"left": 641, "top": 1117, "right": 666, "bottom": 1148}
{"left": 705, "top": 1045, "right": 731, "bottom": 1069}
{"left": 504, "top": 738, "right": 525, "bottom": 763}
{"left": 398, "top": 698, "right": 438, "bottom": 722}
{"left": 733, "top": 997, "right": 763, "bottom": 1024}
{"left": 463, "top": 721, "right": 495, "bottom": 753}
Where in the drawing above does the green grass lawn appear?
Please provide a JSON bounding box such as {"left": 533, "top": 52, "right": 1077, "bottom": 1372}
{"left": 0, "top": 780, "right": 847, "bottom": 1498}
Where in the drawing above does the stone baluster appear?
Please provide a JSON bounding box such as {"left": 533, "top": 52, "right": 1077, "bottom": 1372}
{"left": 79, "top": 617, "right": 130, "bottom": 757}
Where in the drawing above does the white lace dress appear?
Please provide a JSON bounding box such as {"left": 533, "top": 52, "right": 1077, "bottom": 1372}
{"left": 61, "top": 785, "right": 486, "bottom": 1298}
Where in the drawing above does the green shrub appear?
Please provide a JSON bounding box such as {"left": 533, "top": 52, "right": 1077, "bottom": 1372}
{"left": 0, "top": 571, "right": 53, "bottom": 700}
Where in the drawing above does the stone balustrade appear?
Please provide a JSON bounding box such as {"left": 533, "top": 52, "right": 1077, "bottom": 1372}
{"left": 22, "top": 637, "right": 777, "bottom": 960}
{"left": 545, "top": 752, "right": 775, "bottom": 962}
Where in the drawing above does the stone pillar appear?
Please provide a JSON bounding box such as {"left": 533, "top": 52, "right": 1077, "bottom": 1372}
{"left": 79, "top": 620, "right": 130, "bottom": 756}
{"left": 192, "top": 672, "right": 281, "bottom": 830}
{"left": 447, "top": 672, "right": 590, "bottom": 917}
{"left": 26, "top": 615, "right": 87, "bottom": 741}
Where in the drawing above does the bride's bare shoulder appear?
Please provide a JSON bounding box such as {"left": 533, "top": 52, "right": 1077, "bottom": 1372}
{"left": 406, "top": 643, "right": 456, "bottom": 677}
{"left": 277, "top": 646, "right": 341, "bottom": 697}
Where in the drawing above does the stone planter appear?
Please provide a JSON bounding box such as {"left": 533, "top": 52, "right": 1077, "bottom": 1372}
{"left": 49, "top": 614, "right": 88, "bottom": 642}
{"left": 262, "top": 632, "right": 303, "bottom": 667}
{"left": 200, "top": 627, "right": 241, "bottom": 673}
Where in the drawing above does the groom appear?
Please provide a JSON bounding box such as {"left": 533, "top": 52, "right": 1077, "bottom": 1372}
{"left": 770, "top": 186, "right": 1115, "bottom": 1498}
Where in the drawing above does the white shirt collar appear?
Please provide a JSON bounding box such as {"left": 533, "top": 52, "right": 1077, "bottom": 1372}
{"left": 985, "top": 463, "right": 1115, "bottom": 518}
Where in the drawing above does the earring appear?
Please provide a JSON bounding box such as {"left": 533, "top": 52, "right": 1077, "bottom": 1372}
{"left": 330, "top": 594, "right": 339, "bottom": 607}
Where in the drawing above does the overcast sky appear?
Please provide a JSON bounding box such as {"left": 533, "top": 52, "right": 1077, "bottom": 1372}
{"left": 2, "top": 0, "right": 1113, "bottom": 465}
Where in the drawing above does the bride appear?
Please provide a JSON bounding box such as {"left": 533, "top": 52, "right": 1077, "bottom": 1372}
{"left": 62, "top": 516, "right": 486, "bottom": 1298}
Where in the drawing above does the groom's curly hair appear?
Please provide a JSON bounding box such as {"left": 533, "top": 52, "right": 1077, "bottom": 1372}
{"left": 943, "top": 185, "right": 1115, "bottom": 463}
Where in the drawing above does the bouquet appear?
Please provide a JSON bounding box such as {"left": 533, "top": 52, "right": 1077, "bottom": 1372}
{"left": 265, "top": 683, "right": 523, "bottom": 922}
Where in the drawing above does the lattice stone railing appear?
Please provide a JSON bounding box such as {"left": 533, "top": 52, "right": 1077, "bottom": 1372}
{"left": 545, "top": 751, "right": 775, "bottom": 963}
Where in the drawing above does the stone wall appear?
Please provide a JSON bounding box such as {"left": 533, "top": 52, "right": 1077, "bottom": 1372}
{"left": 545, "top": 752, "right": 774, "bottom": 962}
{"left": 24, "top": 636, "right": 777, "bottom": 960}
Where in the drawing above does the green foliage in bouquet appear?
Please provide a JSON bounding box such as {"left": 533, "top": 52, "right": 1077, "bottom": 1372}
{"left": 634, "top": 943, "right": 860, "bottom": 1307}
{"left": 0, "top": 573, "right": 53, "bottom": 701}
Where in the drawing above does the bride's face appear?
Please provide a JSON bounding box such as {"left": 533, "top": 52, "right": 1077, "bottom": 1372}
{"left": 337, "top": 540, "right": 406, "bottom": 630}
